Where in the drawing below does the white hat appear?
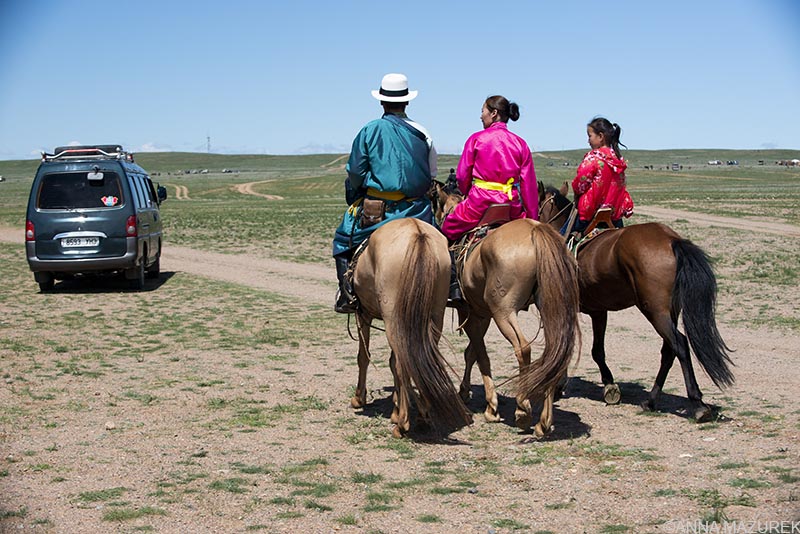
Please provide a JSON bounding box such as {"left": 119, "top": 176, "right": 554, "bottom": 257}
{"left": 371, "top": 73, "right": 418, "bottom": 102}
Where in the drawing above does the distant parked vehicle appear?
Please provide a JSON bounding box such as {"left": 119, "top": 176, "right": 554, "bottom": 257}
{"left": 707, "top": 160, "right": 723, "bottom": 165}
{"left": 25, "top": 145, "right": 167, "bottom": 292}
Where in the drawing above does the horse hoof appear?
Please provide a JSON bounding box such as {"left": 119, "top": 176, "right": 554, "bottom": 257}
{"left": 515, "top": 409, "right": 532, "bottom": 431}
{"left": 391, "top": 425, "right": 405, "bottom": 439}
{"left": 640, "top": 399, "right": 655, "bottom": 412}
{"left": 534, "top": 423, "right": 550, "bottom": 439}
{"left": 484, "top": 409, "right": 501, "bottom": 423}
{"left": 350, "top": 396, "right": 364, "bottom": 409}
{"left": 459, "top": 387, "right": 471, "bottom": 403}
{"left": 694, "top": 405, "right": 713, "bottom": 423}
{"left": 603, "top": 384, "right": 621, "bottom": 405}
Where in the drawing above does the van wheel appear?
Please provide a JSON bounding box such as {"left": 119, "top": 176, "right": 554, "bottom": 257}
{"left": 128, "top": 261, "right": 145, "bottom": 290}
{"left": 146, "top": 254, "right": 160, "bottom": 279}
{"left": 38, "top": 278, "right": 55, "bottom": 292}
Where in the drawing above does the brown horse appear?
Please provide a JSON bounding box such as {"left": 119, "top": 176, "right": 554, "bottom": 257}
{"left": 431, "top": 183, "right": 581, "bottom": 438}
{"left": 538, "top": 184, "right": 734, "bottom": 422}
{"left": 349, "top": 217, "right": 473, "bottom": 438}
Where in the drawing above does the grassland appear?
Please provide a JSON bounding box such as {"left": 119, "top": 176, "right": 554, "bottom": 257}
{"left": 0, "top": 150, "right": 798, "bottom": 532}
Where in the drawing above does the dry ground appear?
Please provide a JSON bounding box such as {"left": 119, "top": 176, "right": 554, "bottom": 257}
{"left": 0, "top": 208, "right": 798, "bottom": 534}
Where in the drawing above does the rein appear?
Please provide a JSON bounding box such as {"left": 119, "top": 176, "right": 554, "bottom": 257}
{"left": 540, "top": 194, "right": 573, "bottom": 225}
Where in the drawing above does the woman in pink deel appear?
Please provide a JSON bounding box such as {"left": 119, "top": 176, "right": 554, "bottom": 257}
{"left": 441, "top": 95, "right": 538, "bottom": 304}
{"left": 441, "top": 95, "right": 538, "bottom": 242}
{"left": 565, "top": 117, "right": 633, "bottom": 235}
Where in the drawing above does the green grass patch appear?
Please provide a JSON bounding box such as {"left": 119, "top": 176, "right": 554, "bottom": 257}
{"left": 102, "top": 506, "right": 167, "bottom": 521}
{"left": 78, "top": 487, "right": 127, "bottom": 502}
{"left": 209, "top": 477, "right": 250, "bottom": 494}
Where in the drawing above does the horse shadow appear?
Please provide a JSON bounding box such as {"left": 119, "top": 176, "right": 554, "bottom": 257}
{"left": 351, "top": 387, "right": 486, "bottom": 444}
{"left": 464, "top": 385, "right": 592, "bottom": 442}
{"left": 40, "top": 271, "right": 176, "bottom": 294}
{"left": 561, "top": 376, "right": 726, "bottom": 422}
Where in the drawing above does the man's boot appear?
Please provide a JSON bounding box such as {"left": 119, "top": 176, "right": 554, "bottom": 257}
{"left": 447, "top": 249, "right": 463, "bottom": 307}
{"left": 334, "top": 254, "right": 357, "bottom": 314}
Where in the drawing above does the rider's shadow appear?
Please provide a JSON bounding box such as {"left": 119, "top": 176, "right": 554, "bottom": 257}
{"left": 561, "top": 376, "right": 722, "bottom": 421}
{"left": 465, "top": 385, "right": 592, "bottom": 441}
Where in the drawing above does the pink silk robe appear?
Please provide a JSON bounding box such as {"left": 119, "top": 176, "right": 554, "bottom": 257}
{"left": 441, "top": 122, "right": 538, "bottom": 241}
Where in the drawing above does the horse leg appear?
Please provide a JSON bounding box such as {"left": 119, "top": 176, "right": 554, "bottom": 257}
{"left": 589, "top": 312, "right": 620, "bottom": 405}
{"left": 642, "top": 338, "right": 676, "bottom": 412}
{"left": 388, "top": 349, "right": 410, "bottom": 437}
{"left": 534, "top": 387, "right": 554, "bottom": 439}
{"left": 647, "top": 313, "right": 712, "bottom": 422}
{"left": 493, "top": 312, "right": 533, "bottom": 431}
{"left": 462, "top": 316, "right": 499, "bottom": 423}
{"left": 350, "top": 315, "right": 372, "bottom": 409}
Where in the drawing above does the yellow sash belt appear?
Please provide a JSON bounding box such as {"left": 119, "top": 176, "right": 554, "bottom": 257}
{"left": 472, "top": 177, "right": 518, "bottom": 200}
{"left": 347, "top": 188, "right": 410, "bottom": 215}
{"left": 366, "top": 187, "right": 407, "bottom": 201}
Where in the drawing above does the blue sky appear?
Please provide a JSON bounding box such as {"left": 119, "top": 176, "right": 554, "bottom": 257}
{"left": 1, "top": 0, "right": 798, "bottom": 160}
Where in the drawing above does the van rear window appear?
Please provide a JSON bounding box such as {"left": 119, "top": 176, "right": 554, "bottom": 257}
{"left": 37, "top": 172, "right": 123, "bottom": 209}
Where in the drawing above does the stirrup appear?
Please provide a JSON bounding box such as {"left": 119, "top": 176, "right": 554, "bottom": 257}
{"left": 334, "top": 289, "right": 357, "bottom": 314}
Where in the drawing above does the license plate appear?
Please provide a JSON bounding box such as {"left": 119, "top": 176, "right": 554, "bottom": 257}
{"left": 61, "top": 237, "right": 99, "bottom": 248}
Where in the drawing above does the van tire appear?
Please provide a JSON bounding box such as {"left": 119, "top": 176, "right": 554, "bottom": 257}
{"left": 146, "top": 254, "right": 160, "bottom": 279}
{"left": 38, "top": 277, "right": 55, "bottom": 292}
{"left": 128, "top": 261, "right": 145, "bottom": 290}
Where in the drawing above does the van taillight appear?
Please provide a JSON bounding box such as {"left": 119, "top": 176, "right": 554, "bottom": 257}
{"left": 126, "top": 215, "right": 137, "bottom": 237}
{"left": 26, "top": 221, "right": 35, "bottom": 241}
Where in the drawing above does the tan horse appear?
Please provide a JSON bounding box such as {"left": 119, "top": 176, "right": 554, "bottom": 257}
{"left": 349, "top": 217, "right": 473, "bottom": 438}
{"left": 432, "top": 184, "right": 581, "bottom": 437}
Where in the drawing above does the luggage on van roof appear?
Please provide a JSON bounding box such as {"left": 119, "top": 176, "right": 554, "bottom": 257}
{"left": 44, "top": 145, "right": 130, "bottom": 162}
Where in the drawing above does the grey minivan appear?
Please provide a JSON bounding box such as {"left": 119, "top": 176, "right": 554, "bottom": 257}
{"left": 25, "top": 145, "right": 166, "bottom": 291}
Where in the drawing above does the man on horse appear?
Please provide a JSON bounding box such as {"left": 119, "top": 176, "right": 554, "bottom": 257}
{"left": 332, "top": 73, "right": 438, "bottom": 313}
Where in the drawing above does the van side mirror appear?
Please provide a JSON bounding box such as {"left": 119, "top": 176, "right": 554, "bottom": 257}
{"left": 157, "top": 185, "right": 167, "bottom": 203}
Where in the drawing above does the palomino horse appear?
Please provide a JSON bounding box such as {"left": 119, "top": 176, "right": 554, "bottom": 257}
{"left": 431, "top": 183, "right": 580, "bottom": 438}
{"left": 349, "top": 217, "right": 473, "bottom": 438}
{"left": 538, "top": 184, "right": 734, "bottom": 422}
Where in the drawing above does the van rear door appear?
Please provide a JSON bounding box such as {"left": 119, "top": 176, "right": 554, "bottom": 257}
{"left": 32, "top": 170, "right": 128, "bottom": 259}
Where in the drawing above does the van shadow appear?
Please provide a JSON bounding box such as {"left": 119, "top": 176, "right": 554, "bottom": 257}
{"left": 43, "top": 271, "right": 175, "bottom": 294}
{"left": 561, "top": 376, "right": 709, "bottom": 421}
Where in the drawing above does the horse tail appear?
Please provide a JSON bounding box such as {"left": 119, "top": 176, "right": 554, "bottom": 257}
{"left": 516, "top": 223, "right": 581, "bottom": 402}
{"left": 393, "top": 230, "right": 473, "bottom": 429}
{"left": 672, "top": 239, "right": 735, "bottom": 388}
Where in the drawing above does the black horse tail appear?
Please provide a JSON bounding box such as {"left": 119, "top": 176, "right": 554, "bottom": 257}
{"left": 394, "top": 230, "right": 473, "bottom": 429}
{"left": 672, "top": 239, "right": 735, "bottom": 388}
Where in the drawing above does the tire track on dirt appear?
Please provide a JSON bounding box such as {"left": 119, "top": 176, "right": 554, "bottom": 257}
{"left": 636, "top": 206, "right": 800, "bottom": 237}
{"left": 161, "top": 246, "right": 331, "bottom": 304}
{"left": 321, "top": 154, "right": 347, "bottom": 168}
{"left": 165, "top": 183, "right": 190, "bottom": 200}
{"left": 0, "top": 226, "right": 332, "bottom": 305}
{"left": 232, "top": 181, "right": 284, "bottom": 200}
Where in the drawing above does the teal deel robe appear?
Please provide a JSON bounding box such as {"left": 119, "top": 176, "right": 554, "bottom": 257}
{"left": 332, "top": 113, "right": 433, "bottom": 257}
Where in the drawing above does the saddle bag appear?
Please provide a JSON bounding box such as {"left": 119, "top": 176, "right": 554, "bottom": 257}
{"left": 359, "top": 198, "right": 386, "bottom": 227}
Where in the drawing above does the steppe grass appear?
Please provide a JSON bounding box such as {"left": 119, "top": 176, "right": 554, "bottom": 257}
{"left": 2, "top": 152, "right": 798, "bottom": 531}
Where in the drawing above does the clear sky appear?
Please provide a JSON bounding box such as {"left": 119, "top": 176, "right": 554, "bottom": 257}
{"left": 1, "top": 0, "right": 798, "bottom": 160}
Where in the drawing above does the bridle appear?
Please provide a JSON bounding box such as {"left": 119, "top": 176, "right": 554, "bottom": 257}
{"left": 540, "top": 192, "right": 573, "bottom": 225}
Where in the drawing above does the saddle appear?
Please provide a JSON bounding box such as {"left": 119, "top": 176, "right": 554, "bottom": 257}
{"left": 567, "top": 208, "right": 617, "bottom": 255}
{"left": 451, "top": 203, "right": 513, "bottom": 287}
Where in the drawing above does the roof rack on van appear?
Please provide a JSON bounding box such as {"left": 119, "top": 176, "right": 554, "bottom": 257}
{"left": 41, "top": 145, "right": 134, "bottom": 163}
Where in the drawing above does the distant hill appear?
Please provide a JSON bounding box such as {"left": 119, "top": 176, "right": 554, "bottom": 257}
{"left": 1, "top": 149, "right": 798, "bottom": 177}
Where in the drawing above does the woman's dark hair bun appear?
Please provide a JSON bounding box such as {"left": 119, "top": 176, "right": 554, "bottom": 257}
{"left": 508, "top": 102, "right": 520, "bottom": 122}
